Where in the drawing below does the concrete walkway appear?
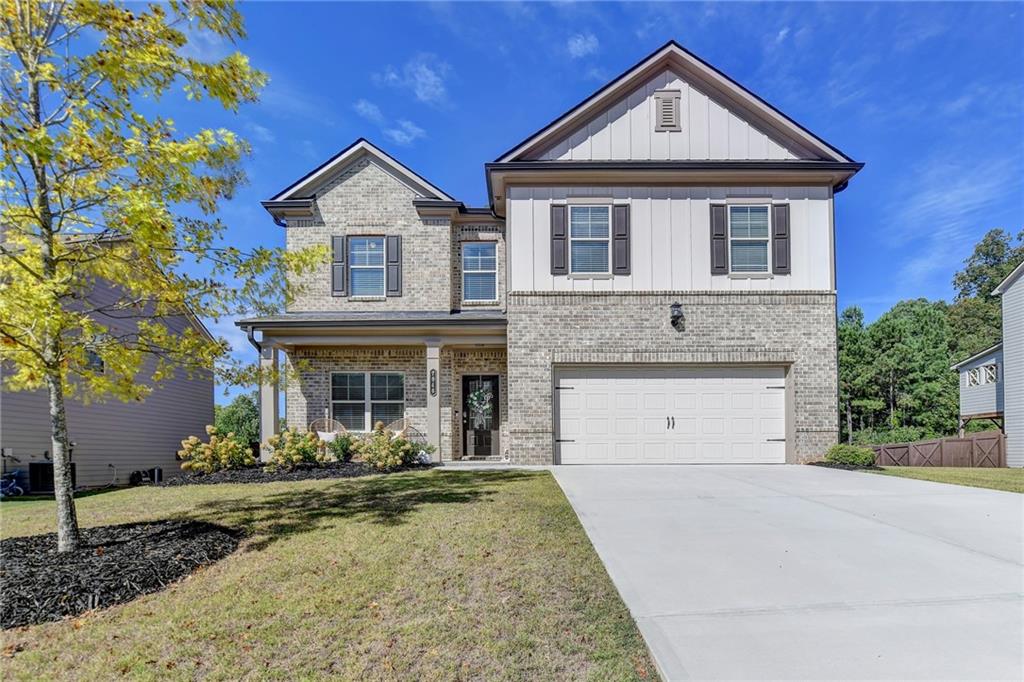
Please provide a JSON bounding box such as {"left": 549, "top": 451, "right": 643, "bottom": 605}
{"left": 552, "top": 465, "right": 1023, "bottom": 681}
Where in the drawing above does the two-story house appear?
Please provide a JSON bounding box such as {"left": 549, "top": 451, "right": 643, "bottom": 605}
{"left": 240, "top": 41, "right": 863, "bottom": 465}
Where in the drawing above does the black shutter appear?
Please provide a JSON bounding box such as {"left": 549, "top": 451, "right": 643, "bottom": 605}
{"left": 612, "top": 204, "right": 631, "bottom": 275}
{"left": 386, "top": 235, "right": 402, "bottom": 296}
{"left": 551, "top": 204, "right": 568, "bottom": 275}
{"left": 710, "top": 204, "right": 728, "bottom": 275}
{"left": 331, "top": 235, "right": 347, "bottom": 296}
{"left": 772, "top": 204, "right": 791, "bottom": 275}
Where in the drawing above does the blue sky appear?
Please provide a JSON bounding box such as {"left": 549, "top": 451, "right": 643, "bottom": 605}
{"left": 168, "top": 2, "right": 1023, "bottom": 400}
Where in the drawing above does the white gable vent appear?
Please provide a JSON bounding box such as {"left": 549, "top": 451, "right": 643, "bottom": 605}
{"left": 654, "top": 89, "right": 682, "bottom": 132}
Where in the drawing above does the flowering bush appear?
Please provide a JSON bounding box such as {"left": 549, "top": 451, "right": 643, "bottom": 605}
{"left": 352, "top": 422, "right": 435, "bottom": 470}
{"left": 263, "top": 428, "right": 322, "bottom": 471}
{"left": 178, "top": 425, "right": 255, "bottom": 474}
{"left": 325, "top": 433, "right": 356, "bottom": 463}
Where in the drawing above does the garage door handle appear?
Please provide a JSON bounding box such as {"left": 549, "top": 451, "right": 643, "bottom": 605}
{"left": 555, "top": 439, "right": 575, "bottom": 443}
{"left": 671, "top": 416, "right": 675, "bottom": 429}
{"left": 766, "top": 438, "right": 786, "bottom": 442}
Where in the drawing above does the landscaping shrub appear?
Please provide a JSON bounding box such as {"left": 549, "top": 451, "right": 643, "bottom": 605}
{"left": 352, "top": 422, "right": 435, "bottom": 470}
{"left": 824, "top": 444, "right": 877, "bottom": 468}
{"left": 263, "top": 428, "right": 322, "bottom": 471}
{"left": 178, "top": 425, "right": 255, "bottom": 474}
{"left": 325, "top": 433, "right": 356, "bottom": 463}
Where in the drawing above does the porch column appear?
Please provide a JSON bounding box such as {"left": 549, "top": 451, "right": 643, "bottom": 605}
{"left": 259, "top": 345, "right": 279, "bottom": 462}
{"left": 425, "top": 339, "right": 442, "bottom": 462}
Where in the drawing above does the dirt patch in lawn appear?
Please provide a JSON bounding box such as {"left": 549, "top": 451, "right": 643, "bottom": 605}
{"left": 1, "top": 520, "right": 240, "bottom": 629}
{"left": 158, "top": 461, "right": 434, "bottom": 486}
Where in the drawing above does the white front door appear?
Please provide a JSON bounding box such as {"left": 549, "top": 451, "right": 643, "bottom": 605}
{"left": 554, "top": 366, "right": 787, "bottom": 464}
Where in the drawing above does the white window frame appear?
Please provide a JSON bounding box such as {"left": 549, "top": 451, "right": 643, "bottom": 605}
{"left": 568, "top": 204, "right": 612, "bottom": 276}
{"left": 348, "top": 236, "right": 386, "bottom": 298}
{"left": 727, "top": 204, "right": 772, "bottom": 275}
{"left": 966, "top": 368, "right": 980, "bottom": 387}
{"left": 461, "top": 241, "right": 498, "bottom": 303}
{"left": 330, "top": 371, "right": 405, "bottom": 431}
{"left": 982, "top": 363, "right": 998, "bottom": 384}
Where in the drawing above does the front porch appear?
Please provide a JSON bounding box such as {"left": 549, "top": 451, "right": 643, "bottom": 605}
{"left": 240, "top": 311, "right": 507, "bottom": 463}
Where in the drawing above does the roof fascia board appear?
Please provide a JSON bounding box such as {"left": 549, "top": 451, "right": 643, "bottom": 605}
{"left": 993, "top": 260, "right": 1024, "bottom": 295}
{"left": 496, "top": 41, "right": 854, "bottom": 164}
{"left": 950, "top": 342, "right": 1003, "bottom": 370}
{"left": 271, "top": 139, "right": 454, "bottom": 202}
{"left": 237, "top": 317, "right": 507, "bottom": 330}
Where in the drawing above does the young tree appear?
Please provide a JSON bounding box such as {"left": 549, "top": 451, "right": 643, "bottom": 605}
{"left": 837, "top": 306, "right": 871, "bottom": 443}
{"left": 1, "top": 1, "right": 321, "bottom": 551}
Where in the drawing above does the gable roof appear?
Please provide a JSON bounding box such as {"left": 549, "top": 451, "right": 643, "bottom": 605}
{"left": 951, "top": 342, "right": 1002, "bottom": 371}
{"left": 269, "top": 138, "right": 454, "bottom": 202}
{"left": 495, "top": 40, "right": 855, "bottom": 164}
{"left": 993, "top": 260, "right": 1024, "bottom": 295}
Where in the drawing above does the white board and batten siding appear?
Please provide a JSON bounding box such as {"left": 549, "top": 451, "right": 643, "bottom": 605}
{"left": 532, "top": 69, "right": 804, "bottom": 162}
{"left": 555, "top": 366, "right": 787, "bottom": 464}
{"left": 1000, "top": 274, "right": 1023, "bottom": 467}
{"left": 506, "top": 185, "right": 834, "bottom": 292}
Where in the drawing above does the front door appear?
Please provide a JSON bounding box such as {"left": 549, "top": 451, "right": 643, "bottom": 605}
{"left": 462, "top": 375, "right": 499, "bottom": 457}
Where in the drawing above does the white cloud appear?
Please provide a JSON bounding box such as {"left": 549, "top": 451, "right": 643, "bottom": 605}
{"left": 567, "top": 32, "right": 599, "bottom": 59}
{"left": 383, "top": 120, "right": 426, "bottom": 146}
{"left": 245, "top": 122, "right": 275, "bottom": 144}
{"left": 353, "top": 98, "right": 385, "bottom": 125}
{"left": 774, "top": 26, "right": 791, "bottom": 45}
{"left": 375, "top": 54, "right": 452, "bottom": 106}
{"left": 180, "top": 28, "right": 232, "bottom": 61}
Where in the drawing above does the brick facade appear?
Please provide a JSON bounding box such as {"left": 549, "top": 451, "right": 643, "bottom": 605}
{"left": 285, "top": 157, "right": 452, "bottom": 312}
{"left": 505, "top": 291, "right": 838, "bottom": 464}
{"left": 450, "top": 223, "right": 506, "bottom": 312}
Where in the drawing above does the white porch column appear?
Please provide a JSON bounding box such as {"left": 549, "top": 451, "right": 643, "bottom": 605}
{"left": 425, "top": 339, "right": 442, "bottom": 462}
{"left": 258, "top": 345, "right": 279, "bottom": 462}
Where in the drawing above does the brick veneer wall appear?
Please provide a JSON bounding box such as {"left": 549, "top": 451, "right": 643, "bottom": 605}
{"left": 285, "top": 157, "right": 452, "bottom": 312}
{"left": 285, "top": 347, "right": 431, "bottom": 434}
{"left": 505, "top": 291, "right": 838, "bottom": 464}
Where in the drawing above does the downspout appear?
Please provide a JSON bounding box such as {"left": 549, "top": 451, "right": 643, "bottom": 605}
{"left": 245, "top": 325, "right": 262, "bottom": 352}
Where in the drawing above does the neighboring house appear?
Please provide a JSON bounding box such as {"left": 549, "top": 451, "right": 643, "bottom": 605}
{"left": 0, "top": 278, "right": 214, "bottom": 490}
{"left": 951, "top": 343, "right": 1004, "bottom": 432}
{"left": 994, "top": 261, "right": 1023, "bottom": 467}
{"left": 241, "top": 41, "right": 863, "bottom": 465}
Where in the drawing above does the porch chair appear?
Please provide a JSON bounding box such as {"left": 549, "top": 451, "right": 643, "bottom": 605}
{"left": 384, "top": 418, "right": 426, "bottom": 443}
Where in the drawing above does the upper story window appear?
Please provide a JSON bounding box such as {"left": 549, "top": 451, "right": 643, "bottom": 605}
{"left": 569, "top": 205, "right": 610, "bottom": 274}
{"left": 983, "top": 363, "right": 998, "bottom": 383}
{"left": 462, "top": 242, "right": 497, "bottom": 302}
{"left": 349, "top": 237, "right": 385, "bottom": 297}
{"left": 729, "top": 205, "right": 770, "bottom": 274}
{"left": 966, "top": 368, "right": 979, "bottom": 386}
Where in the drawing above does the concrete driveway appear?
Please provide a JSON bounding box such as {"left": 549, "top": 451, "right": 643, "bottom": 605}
{"left": 552, "top": 465, "right": 1023, "bottom": 680}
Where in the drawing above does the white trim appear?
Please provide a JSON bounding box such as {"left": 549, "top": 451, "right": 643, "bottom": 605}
{"left": 272, "top": 139, "right": 454, "bottom": 202}
{"left": 348, "top": 235, "right": 386, "bottom": 298}
{"left": 951, "top": 342, "right": 1002, "bottom": 370}
{"left": 568, "top": 204, "right": 612, "bottom": 276}
{"left": 727, "top": 204, "right": 771, "bottom": 275}
{"left": 330, "top": 370, "right": 406, "bottom": 432}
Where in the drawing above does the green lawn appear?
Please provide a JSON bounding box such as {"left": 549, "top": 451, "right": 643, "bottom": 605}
{"left": 873, "top": 467, "right": 1024, "bottom": 493}
{"left": 0, "top": 470, "right": 655, "bottom": 681}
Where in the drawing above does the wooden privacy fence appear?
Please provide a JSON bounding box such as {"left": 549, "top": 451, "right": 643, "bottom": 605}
{"left": 872, "top": 431, "right": 1006, "bottom": 468}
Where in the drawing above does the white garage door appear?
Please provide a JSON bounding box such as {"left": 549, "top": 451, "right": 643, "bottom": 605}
{"left": 555, "top": 366, "right": 786, "bottom": 464}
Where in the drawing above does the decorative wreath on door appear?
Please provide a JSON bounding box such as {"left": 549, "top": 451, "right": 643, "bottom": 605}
{"left": 466, "top": 387, "right": 493, "bottom": 429}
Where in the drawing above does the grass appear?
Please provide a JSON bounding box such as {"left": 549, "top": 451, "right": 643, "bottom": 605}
{"left": 873, "top": 467, "right": 1024, "bottom": 493}
{"left": 0, "top": 470, "right": 655, "bottom": 681}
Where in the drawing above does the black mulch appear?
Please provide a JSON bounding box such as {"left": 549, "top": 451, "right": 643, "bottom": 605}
{"left": 808, "top": 461, "right": 882, "bottom": 471}
{"left": 158, "top": 461, "right": 433, "bottom": 486}
{"left": 1, "top": 520, "right": 240, "bottom": 629}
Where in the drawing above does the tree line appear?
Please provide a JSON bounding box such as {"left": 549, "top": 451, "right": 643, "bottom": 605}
{"left": 838, "top": 229, "right": 1023, "bottom": 444}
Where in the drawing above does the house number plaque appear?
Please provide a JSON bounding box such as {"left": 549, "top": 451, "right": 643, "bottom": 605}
{"left": 430, "top": 369, "right": 437, "bottom": 396}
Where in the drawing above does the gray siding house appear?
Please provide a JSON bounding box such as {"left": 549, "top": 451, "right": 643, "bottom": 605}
{"left": 952, "top": 344, "right": 1004, "bottom": 428}
{"left": 1, "top": 278, "right": 214, "bottom": 489}
{"left": 994, "top": 261, "right": 1023, "bottom": 467}
{"left": 241, "top": 41, "right": 863, "bottom": 465}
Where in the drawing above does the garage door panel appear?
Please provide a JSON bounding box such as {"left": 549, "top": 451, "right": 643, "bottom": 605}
{"left": 555, "top": 366, "right": 787, "bottom": 465}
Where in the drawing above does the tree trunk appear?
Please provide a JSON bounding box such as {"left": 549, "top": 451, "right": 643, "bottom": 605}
{"left": 46, "top": 367, "right": 80, "bottom": 552}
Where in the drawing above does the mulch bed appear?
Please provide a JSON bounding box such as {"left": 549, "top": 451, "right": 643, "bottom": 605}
{"left": 158, "top": 461, "right": 433, "bottom": 486}
{"left": 808, "top": 461, "right": 882, "bottom": 471}
{"left": 1, "top": 521, "right": 240, "bottom": 629}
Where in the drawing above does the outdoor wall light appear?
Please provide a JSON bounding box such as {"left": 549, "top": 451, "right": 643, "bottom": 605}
{"left": 670, "top": 302, "right": 685, "bottom": 332}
